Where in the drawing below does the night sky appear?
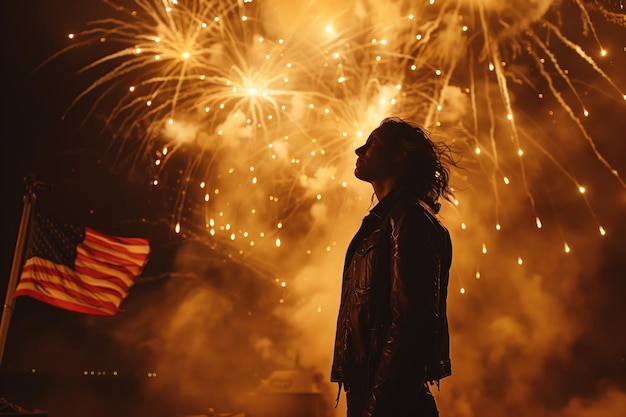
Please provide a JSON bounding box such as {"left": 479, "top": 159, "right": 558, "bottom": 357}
{"left": 2, "top": 1, "right": 626, "bottom": 417}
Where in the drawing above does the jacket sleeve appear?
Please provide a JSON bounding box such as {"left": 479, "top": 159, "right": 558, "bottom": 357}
{"left": 364, "top": 207, "right": 440, "bottom": 417}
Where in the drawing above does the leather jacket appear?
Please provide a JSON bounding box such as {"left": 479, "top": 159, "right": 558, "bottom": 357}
{"left": 330, "top": 187, "right": 452, "bottom": 415}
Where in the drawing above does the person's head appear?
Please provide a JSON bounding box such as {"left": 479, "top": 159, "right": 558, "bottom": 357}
{"left": 355, "top": 117, "right": 455, "bottom": 212}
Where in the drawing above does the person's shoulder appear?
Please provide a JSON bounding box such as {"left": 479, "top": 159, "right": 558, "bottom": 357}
{"left": 391, "top": 198, "right": 449, "bottom": 234}
{"left": 389, "top": 198, "right": 426, "bottom": 223}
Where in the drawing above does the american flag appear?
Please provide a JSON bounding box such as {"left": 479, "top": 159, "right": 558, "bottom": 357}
{"left": 14, "top": 210, "right": 150, "bottom": 316}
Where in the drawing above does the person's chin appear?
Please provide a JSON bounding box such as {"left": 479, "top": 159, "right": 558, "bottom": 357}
{"left": 354, "top": 169, "right": 367, "bottom": 181}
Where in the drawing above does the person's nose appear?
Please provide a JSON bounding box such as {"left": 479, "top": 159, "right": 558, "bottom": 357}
{"left": 355, "top": 144, "right": 366, "bottom": 156}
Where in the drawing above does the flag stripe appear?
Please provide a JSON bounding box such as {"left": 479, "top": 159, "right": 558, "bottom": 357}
{"left": 20, "top": 257, "right": 126, "bottom": 303}
{"left": 11, "top": 287, "right": 115, "bottom": 316}
{"left": 22, "top": 258, "right": 128, "bottom": 298}
{"left": 88, "top": 227, "right": 152, "bottom": 252}
{"left": 14, "top": 211, "right": 151, "bottom": 316}
{"left": 73, "top": 261, "right": 134, "bottom": 291}
{"left": 86, "top": 228, "right": 151, "bottom": 259}
{"left": 76, "top": 229, "right": 150, "bottom": 287}
{"left": 76, "top": 246, "right": 143, "bottom": 280}
{"left": 17, "top": 258, "right": 121, "bottom": 316}
{"left": 83, "top": 230, "right": 149, "bottom": 269}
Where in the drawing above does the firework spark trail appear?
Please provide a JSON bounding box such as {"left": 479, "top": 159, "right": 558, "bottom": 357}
{"left": 527, "top": 29, "right": 625, "bottom": 186}
{"left": 530, "top": 32, "right": 590, "bottom": 115}
{"left": 518, "top": 127, "right": 607, "bottom": 235}
{"left": 574, "top": 0, "right": 609, "bottom": 45}
{"left": 543, "top": 20, "right": 624, "bottom": 99}
{"left": 528, "top": 38, "right": 625, "bottom": 189}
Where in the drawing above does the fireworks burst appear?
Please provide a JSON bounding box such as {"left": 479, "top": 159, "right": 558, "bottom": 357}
{"left": 49, "top": 0, "right": 625, "bottom": 290}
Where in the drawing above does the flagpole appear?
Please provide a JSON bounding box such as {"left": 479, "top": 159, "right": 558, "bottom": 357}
{"left": 0, "top": 176, "right": 44, "bottom": 366}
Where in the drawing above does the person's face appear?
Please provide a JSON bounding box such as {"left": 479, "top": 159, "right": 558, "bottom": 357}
{"left": 354, "top": 127, "right": 401, "bottom": 182}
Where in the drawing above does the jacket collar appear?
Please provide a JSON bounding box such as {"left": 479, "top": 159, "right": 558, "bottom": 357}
{"left": 370, "top": 186, "right": 438, "bottom": 221}
{"left": 369, "top": 186, "right": 404, "bottom": 220}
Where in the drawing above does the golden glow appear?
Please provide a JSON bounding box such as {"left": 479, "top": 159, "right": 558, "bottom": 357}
{"left": 47, "top": 5, "right": 626, "bottom": 416}
{"left": 51, "top": 0, "right": 624, "bottom": 304}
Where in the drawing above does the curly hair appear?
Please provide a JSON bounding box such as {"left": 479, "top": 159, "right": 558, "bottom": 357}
{"left": 377, "top": 117, "right": 457, "bottom": 213}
